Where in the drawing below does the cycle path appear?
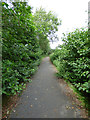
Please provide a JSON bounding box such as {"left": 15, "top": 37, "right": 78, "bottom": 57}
{"left": 9, "top": 57, "right": 82, "bottom": 118}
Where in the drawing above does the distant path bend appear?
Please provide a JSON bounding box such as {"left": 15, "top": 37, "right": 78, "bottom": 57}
{"left": 10, "top": 57, "right": 82, "bottom": 118}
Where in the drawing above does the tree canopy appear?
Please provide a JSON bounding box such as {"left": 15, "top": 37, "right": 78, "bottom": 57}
{"left": 33, "top": 7, "right": 61, "bottom": 54}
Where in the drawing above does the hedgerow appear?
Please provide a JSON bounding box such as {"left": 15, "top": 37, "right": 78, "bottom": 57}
{"left": 50, "top": 28, "right": 90, "bottom": 93}
{"left": 2, "top": 2, "right": 42, "bottom": 95}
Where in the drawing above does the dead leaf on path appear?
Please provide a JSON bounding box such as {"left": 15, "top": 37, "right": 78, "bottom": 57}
{"left": 66, "top": 106, "right": 70, "bottom": 109}
{"left": 35, "top": 98, "right": 37, "bottom": 100}
{"left": 7, "top": 110, "right": 9, "bottom": 114}
{"left": 72, "top": 107, "right": 74, "bottom": 109}
{"left": 15, "top": 103, "right": 17, "bottom": 107}
{"left": 13, "top": 110, "right": 16, "bottom": 112}
{"left": 30, "top": 105, "right": 33, "bottom": 108}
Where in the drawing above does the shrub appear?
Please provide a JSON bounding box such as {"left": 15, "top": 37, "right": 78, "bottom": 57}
{"left": 50, "top": 28, "right": 90, "bottom": 93}
{"left": 2, "top": 2, "right": 42, "bottom": 95}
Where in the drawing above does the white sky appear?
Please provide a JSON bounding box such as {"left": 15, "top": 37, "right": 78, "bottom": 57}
{"left": 28, "top": 0, "right": 89, "bottom": 49}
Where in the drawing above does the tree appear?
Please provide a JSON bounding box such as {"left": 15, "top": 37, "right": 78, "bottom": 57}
{"left": 2, "top": 2, "right": 42, "bottom": 95}
{"left": 33, "top": 7, "right": 61, "bottom": 54}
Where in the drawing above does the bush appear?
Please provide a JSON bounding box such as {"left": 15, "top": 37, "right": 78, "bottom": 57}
{"left": 50, "top": 28, "right": 90, "bottom": 93}
{"left": 2, "top": 2, "right": 42, "bottom": 95}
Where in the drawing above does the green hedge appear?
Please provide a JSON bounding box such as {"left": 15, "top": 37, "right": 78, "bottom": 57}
{"left": 2, "top": 2, "right": 42, "bottom": 95}
{"left": 50, "top": 28, "right": 90, "bottom": 93}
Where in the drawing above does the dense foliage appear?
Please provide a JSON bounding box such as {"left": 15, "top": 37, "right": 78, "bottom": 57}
{"left": 50, "top": 28, "right": 90, "bottom": 93}
{"left": 2, "top": 2, "right": 42, "bottom": 95}
{"left": 2, "top": 2, "right": 60, "bottom": 95}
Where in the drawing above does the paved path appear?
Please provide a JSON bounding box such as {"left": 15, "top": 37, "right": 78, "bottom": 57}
{"left": 9, "top": 57, "right": 82, "bottom": 118}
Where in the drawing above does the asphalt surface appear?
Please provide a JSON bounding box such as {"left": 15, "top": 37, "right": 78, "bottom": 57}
{"left": 9, "top": 57, "right": 82, "bottom": 118}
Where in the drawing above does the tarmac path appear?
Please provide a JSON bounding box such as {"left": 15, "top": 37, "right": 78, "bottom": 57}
{"left": 9, "top": 57, "right": 82, "bottom": 118}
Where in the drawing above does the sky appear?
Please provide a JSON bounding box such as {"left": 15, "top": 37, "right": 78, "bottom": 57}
{"left": 28, "top": 0, "right": 89, "bottom": 49}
